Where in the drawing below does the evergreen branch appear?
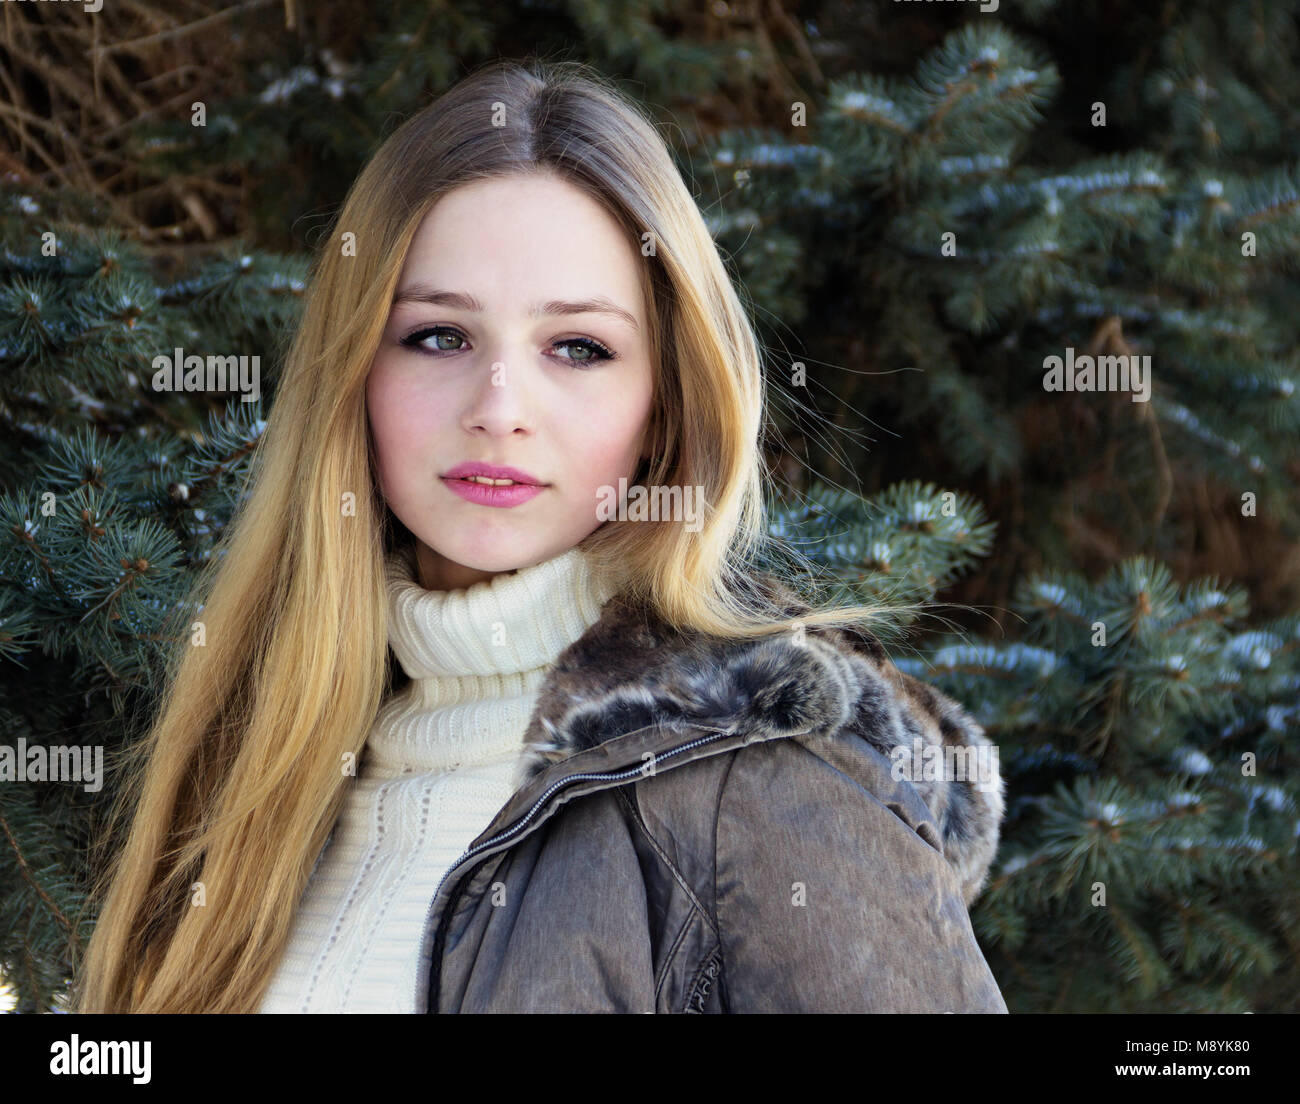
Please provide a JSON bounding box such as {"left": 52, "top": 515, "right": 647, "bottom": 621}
{"left": 1086, "top": 675, "right": 1126, "bottom": 760}
{"left": 0, "top": 804, "right": 82, "bottom": 958}
{"left": 1235, "top": 197, "right": 1300, "bottom": 228}
{"left": 78, "top": 556, "right": 153, "bottom": 624}
{"left": 984, "top": 850, "right": 1056, "bottom": 895}
{"left": 1108, "top": 899, "right": 1168, "bottom": 994}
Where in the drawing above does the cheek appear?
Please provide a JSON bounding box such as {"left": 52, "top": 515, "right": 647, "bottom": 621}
{"left": 559, "top": 382, "right": 651, "bottom": 477}
{"left": 367, "top": 361, "right": 439, "bottom": 482}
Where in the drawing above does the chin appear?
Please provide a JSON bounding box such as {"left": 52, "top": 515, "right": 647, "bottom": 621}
{"left": 437, "top": 538, "right": 544, "bottom": 574}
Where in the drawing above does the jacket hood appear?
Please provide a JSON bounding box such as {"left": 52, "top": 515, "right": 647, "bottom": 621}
{"left": 518, "top": 572, "right": 1005, "bottom": 905}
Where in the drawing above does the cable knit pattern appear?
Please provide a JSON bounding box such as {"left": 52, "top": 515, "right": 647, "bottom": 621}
{"left": 259, "top": 542, "right": 620, "bottom": 1013}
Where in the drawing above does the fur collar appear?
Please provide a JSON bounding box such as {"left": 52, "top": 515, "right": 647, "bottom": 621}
{"left": 519, "top": 574, "right": 1004, "bottom": 904}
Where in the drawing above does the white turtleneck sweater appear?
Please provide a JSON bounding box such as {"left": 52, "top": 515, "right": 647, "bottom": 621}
{"left": 259, "top": 542, "right": 620, "bottom": 1013}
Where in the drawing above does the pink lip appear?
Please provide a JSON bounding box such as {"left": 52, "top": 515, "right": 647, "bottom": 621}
{"left": 443, "top": 462, "right": 544, "bottom": 485}
{"left": 441, "top": 475, "right": 546, "bottom": 508}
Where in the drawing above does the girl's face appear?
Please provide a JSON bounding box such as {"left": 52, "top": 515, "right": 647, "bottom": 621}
{"left": 367, "top": 172, "right": 656, "bottom": 591}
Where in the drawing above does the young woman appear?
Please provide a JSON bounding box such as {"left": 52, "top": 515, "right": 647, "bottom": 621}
{"left": 73, "top": 58, "right": 1008, "bottom": 1014}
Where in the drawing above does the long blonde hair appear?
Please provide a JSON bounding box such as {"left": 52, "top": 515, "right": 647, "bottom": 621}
{"left": 72, "top": 57, "right": 899, "bottom": 1013}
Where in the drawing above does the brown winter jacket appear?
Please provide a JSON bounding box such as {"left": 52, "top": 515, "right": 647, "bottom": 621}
{"left": 412, "top": 572, "right": 1009, "bottom": 1013}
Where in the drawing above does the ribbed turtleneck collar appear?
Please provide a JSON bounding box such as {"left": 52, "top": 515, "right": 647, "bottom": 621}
{"left": 364, "top": 542, "right": 621, "bottom": 775}
{"left": 385, "top": 543, "right": 620, "bottom": 678}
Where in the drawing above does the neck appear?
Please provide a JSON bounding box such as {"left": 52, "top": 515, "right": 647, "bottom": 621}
{"left": 415, "top": 542, "right": 523, "bottom": 591}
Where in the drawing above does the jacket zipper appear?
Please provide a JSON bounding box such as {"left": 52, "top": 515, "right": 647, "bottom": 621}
{"left": 416, "top": 724, "right": 736, "bottom": 1011}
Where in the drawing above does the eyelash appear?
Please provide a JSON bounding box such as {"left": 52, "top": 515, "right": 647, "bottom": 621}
{"left": 398, "top": 325, "right": 618, "bottom": 367}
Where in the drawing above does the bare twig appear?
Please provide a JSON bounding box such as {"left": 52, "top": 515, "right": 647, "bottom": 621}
{"left": 88, "top": 0, "right": 279, "bottom": 56}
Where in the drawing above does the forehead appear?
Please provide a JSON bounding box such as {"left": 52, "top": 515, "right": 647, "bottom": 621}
{"left": 397, "top": 173, "right": 648, "bottom": 321}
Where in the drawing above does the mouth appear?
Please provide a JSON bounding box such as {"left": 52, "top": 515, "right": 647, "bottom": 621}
{"left": 445, "top": 475, "right": 542, "bottom": 487}
{"left": 441, "top": 462, "right": 547, "bottom": 486}
{"left": 440, "top": 475, "right": 548, "bottom": 508}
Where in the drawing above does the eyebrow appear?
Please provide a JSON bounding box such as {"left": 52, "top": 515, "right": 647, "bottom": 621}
{"left": 391, "top": 285, "right": 640, "bottom": 334}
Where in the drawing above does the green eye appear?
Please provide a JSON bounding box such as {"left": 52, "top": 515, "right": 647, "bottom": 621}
{"left": 398, "top": 327, "right": 617, "bottom": 368}
{"left": 401, "top": 326, "right": 465, "bottom": 353}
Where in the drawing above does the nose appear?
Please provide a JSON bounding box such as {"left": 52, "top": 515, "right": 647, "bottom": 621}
{"left": 461, "top": 347, "right": 538, "bottom": 437}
